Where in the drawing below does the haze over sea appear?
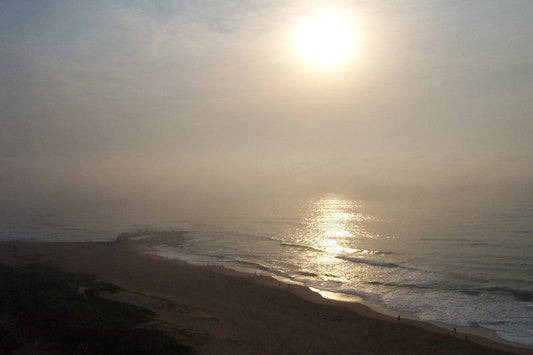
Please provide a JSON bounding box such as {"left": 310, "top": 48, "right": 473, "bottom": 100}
{"left": 2, "top": 0, "right": 533, "bottom": 350}
{"left": 2, "top": 191, "right": 532, "bottom": 347}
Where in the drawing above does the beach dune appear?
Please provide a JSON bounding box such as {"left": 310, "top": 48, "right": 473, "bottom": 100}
{"left": 0, "top": 240, "right": 528, "bottom": 354}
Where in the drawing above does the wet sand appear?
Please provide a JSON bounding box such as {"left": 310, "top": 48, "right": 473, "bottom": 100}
{"left": 0, "top": 241, "right": 530, "bottom": 354}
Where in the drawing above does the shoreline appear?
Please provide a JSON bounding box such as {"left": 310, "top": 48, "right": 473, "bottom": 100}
{"left": 147, "top": 246, "right": 529, "bottom": 350}
{"left": 1, "top": 240, "right": 531, "bottom": 354}
{"left": 306, "top": 287, "right": 521, "bottom": 348}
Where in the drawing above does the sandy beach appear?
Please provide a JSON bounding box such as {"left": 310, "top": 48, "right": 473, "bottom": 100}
{"left": 0, "top": 240, "right": 530, "bottom": 354}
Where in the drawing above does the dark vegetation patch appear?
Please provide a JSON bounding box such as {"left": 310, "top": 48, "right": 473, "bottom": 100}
{"left": 0, "top": 263, "right": 195, "bottom": 354}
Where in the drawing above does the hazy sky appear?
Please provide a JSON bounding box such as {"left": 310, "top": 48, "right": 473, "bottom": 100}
{"left": 1, "top": 1, "right": 533, "bottom": 220}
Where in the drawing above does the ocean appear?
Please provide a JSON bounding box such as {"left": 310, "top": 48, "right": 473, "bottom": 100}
{"left": 1, "top": 194, "right": 532, "bottom": 347}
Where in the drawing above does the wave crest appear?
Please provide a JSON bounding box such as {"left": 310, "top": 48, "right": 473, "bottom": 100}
{"left": 335, "top": 255, "right": 400, "bottom": 268}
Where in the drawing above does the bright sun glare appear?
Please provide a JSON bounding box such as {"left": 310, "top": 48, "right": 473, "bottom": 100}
{"left": 294, "top": 13, "right": 355, "bottom": 67}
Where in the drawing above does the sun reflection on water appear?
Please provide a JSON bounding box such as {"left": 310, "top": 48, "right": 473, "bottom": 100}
{"left": 283, "top": 196, "right": 380, "bottom": 284}
{"left": 290, "top": 197, "right": 377, "bottom": 256}
{"left": 269, "top": 195, "right": 398, "bottom": 295}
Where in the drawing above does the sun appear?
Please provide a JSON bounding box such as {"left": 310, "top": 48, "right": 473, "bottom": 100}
{"left": 294, "top": 13, "right": 355, "bottom": 67}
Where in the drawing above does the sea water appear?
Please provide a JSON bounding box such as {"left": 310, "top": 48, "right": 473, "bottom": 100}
{"left": 1, "top": 195, "right": 532, "bottom": 346}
